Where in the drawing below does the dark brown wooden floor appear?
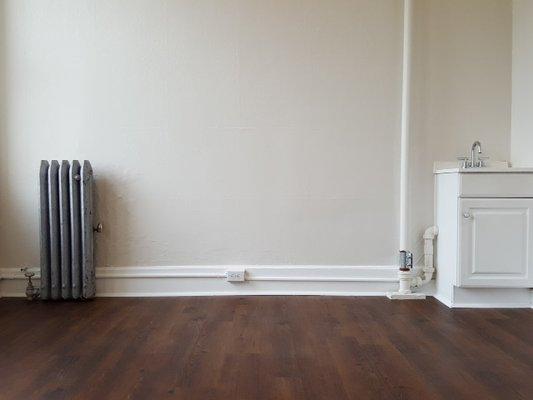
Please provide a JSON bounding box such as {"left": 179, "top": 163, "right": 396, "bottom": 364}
{"left": 0, "top": 297, "right": 532, "bottom": 400}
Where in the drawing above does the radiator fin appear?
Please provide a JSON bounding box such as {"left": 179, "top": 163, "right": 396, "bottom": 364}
{"left": 49, "top": 160, "right": 61, "bottom": 300}
{"left": 60, "top": 160, "right": 71, "bottom": 299}
{"left": 70, "top": 160, "right": 82, "bottom": 299}
{"left": 39, "top": 161, "right": 51, "bottom": 300}
{"left": 81, "top": 161, "right": 95, "bottom": 299}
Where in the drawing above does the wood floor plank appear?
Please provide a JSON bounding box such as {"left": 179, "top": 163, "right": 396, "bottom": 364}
{"left": 0, "top": 297, "right": 532, "bottom": 400}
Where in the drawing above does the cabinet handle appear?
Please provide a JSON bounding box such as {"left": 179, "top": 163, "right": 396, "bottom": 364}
{"left": 463, "top": 212, "right": 472, "bottom": 219}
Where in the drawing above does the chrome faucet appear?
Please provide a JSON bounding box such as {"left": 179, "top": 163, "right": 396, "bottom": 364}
{"left": 470, "top": 141, "right": 482, "bottom": 168}
{"left": 458, "top": 140, "right": 488, "bottom": 168}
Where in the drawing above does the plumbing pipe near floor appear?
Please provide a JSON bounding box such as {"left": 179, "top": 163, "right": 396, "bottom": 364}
{"left": 411, "top": 226, "right": 438, "bottom": 288}
{"left": 387, "top": 226, "right": 438, "bottom": 300}
{"left": 398, "top": 270, "right": 413, "bottom": 294}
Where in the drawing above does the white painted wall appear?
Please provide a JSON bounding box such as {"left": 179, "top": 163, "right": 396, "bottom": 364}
{"left": 0, "top": 0, "right": 403, "bottom": 269}
{"left": 409, "top": 0, "right": 512, "bottom": 258}
{"left": 511, "top": 0, "right": 533, "bottom": 166}
{"left": 0, "top": 0, "right": 513, "bottom": 272}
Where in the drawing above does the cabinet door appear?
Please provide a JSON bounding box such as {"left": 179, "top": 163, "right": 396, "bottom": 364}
{"left": 459, "top": 198, "right": 533, "bottom": 287}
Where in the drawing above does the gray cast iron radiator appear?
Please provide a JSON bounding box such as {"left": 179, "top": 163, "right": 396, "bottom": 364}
{"left": 39, "top": 160, "right": 95, "bottom": 300}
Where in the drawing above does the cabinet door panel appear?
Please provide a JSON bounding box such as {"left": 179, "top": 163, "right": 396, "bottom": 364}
{"left": 459, "top": 198, "right": 533, "bottom": 287}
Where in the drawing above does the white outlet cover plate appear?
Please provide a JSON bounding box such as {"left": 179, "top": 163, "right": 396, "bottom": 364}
{"left": 226, "top": 269, "right": 245, "bottom": 282}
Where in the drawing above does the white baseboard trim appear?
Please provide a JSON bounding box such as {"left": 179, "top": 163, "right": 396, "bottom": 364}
{"left": 0, "top": 265, "right": 400, "bottom": 280}
{"left": 3, "top": 264, "right": 528, "bottom": 307}
{"left": 433, "top": 287, "right": 533, "bottom": 308}
{"left": 92, "top": 291, "right": 394, "bottom": 298}
{"left": 450, "top": 302, "right": 533, "bottom": 308}
{"left": 432, "top": 293, "right": 453, "bottom": 308}
{"left": 0, "top": 265, "right": 409, "bottom": 298}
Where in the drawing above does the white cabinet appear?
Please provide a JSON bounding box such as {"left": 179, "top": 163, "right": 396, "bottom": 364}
{"left": 434, "top": 168, "right": 533, "bottom": 307}
{"left": 459, "top": 198, "right": 533, "bottom": 287}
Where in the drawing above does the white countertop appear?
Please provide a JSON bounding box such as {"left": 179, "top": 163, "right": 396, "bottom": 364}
{"left": 434, "top": 161, "right": 533, "bottom": 174}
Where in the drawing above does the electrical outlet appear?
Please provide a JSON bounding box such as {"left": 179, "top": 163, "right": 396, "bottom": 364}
{"left": 226, "top": 269, "right": 245, "bottom": 282}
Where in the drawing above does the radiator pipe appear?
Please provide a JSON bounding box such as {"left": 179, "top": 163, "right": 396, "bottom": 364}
{"left": 399, "top": 0, "right": 412, "bottom": 251}
{"left": 398, "top": 250, "right": 414, "bottom": 294}
{"left": 411, "top": 226, "right": 438, "bottom": 288}
{"left": 21, "top": 267, "right": 40, "bottom": 300}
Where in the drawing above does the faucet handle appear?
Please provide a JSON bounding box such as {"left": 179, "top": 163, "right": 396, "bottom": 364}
{"left": 478, "top": 156, "right": 490, "bottom": 167}
{"left": 457, "top": 156, "right": 470, "bottom": 168}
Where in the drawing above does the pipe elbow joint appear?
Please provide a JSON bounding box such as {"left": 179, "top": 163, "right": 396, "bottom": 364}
{"left": 423, "top": 225, "right": 439, "bottom": 240}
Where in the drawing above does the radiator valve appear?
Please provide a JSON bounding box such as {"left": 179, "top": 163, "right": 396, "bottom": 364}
{"left": 21, "top": 267, "right": 40, "bottom": 300}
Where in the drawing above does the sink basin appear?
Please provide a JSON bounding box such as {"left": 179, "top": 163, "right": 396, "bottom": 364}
{"left": 434, "top": 161, "right": 533, "bottom": 174}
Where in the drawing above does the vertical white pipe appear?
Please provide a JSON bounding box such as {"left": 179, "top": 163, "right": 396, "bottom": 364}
{"left": 400, "top": 0, "right": 413, "bottom": 251}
